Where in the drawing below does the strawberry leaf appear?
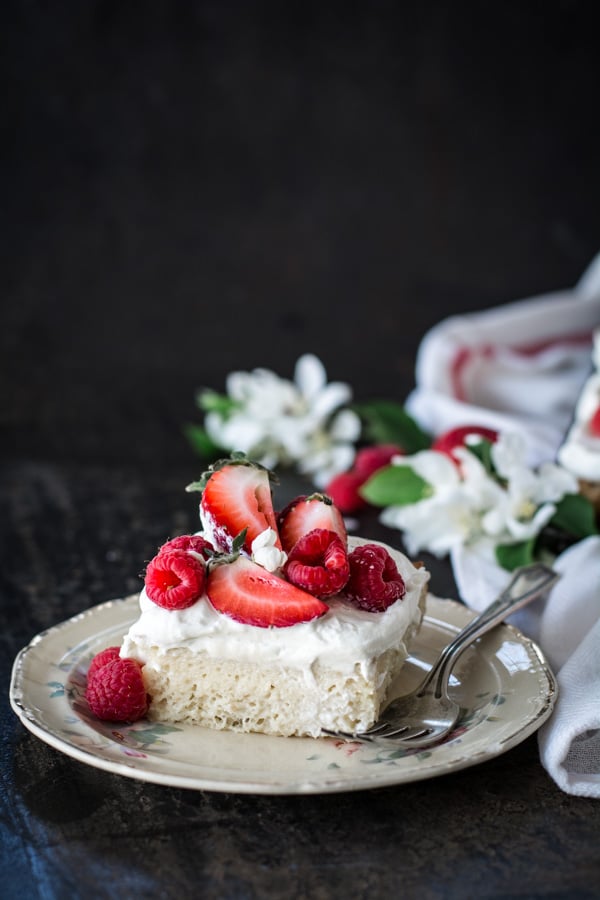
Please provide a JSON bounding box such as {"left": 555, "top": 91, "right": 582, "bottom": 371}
{"left": 183, "top": 424, "right": 222, "bottom": 459}
{"left": 232, "top": 528, "right": 248, "bottom": 554}
{"left": 360, "top": 464, "right": 432, "bottom": 507}
{"left": 495, "top": 539, "right": 536, "bottom": 571}
{"left": 353, "top": 401, "right": 431, "bottom": 453}
{"left": 550, "top": 493, "right": 598, "bottom": 539}
{"left": 196, "top": 389, "right": 239, "bottom": 416}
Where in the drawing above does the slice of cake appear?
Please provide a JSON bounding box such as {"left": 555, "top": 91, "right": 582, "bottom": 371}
{"left": 558, "top": 327, "right": 600, "bottom": 515}
{"left": 86, "top": 457, "right": 429, "bottom": 738}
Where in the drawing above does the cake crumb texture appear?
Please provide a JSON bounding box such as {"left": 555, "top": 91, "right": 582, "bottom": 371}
{"left": 132, "top": 642, "right": 412, "bottom": 738}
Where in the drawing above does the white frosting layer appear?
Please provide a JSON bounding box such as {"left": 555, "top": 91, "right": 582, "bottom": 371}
{"left": 121, "top": 538, "right": 429, "bottom": 673}
{"left": 558, "top": 328, "right": 600, "bottom": 480}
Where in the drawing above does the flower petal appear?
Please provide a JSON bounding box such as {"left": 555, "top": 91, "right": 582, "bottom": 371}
{"left": 294, "top": 354, "right": 327, "bottom": 400}
{"left": 310, "top": 382, "right": 353, "bottom": 421}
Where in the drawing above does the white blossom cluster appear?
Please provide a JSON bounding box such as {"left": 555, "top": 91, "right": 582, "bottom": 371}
{"left": 203, "top": 354, "right": 361, "bottom": 488}
{"left": 380, "top": 432, "right": 579, "bottom": 558}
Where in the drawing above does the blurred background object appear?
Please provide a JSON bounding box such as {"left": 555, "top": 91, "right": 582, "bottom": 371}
{"left": 3, "top": 1, "right": 600, "bottom": 468}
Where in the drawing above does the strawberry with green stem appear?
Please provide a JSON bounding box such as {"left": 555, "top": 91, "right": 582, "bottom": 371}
{"left": 187, "top": 454, "right": 282, "bottom": 555}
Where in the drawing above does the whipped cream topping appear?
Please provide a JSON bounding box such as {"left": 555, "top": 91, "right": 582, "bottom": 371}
{"left": 121, "top": 538, "right": 429, "bottom": 675}
{"left": 558, "top": 328, "right": 600, "bottom": 481}
{"left": 251, "top": 528, "right": 287, "bottom": 572}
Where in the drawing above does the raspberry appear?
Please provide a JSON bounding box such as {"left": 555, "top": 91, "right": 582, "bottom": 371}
{"left": 158, "top": 534, "right": 214, "bottom": 559}
{"left": 345, "top": 543, "right": 406, "bottom": 612}
{"left": 354, "top": 444, "right": 404, "bottom": 478}
{"left": 87, "top": 646, "right": 121, "bottom": 680}
{"left": 145, "top": 549, "right": 206, "bottom": 609}
{"left": 284, "top": 528, "right": 350, "bottom": 598}
{"left": 86, "top": 657, "right": 149, "bottom": 722}
{"left": 325, "top": 470, "right": 368, "bottom": 514}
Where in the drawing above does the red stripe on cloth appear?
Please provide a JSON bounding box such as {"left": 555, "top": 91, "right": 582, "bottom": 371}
{"left": 450, "top": 331, "right": 594, "bottom": 402}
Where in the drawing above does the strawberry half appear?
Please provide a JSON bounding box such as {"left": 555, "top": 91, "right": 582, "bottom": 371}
{"left": 277, "top": 493, "right": 347, "bottom": 554}
{"left": 206, "top": 555, "right": 328, "bottom": 627}
{"left": 196, "top": 458, "right": 281, "bottom": 555}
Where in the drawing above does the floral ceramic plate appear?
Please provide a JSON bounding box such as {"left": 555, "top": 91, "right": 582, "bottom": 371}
{"left": 10, "top": 594, "right": 556, "bottom": 794}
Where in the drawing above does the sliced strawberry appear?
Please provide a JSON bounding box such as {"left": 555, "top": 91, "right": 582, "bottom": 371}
{"left": 199, "top": 459, "right": 281, "bottom": 554}
{"left": 206, "top": 555, "right": 328, "bottom": 627}
{"left": 277, "top": 493, "right": 347, "bottom": 554}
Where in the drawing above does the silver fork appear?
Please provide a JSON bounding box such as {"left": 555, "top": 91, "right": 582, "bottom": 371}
{"left": 324, "top": 562, "right": 559, "bottom": 748}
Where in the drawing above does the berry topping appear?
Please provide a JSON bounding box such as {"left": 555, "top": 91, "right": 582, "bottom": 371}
{"left": 345, "top": 543, "right": 406, "bottom": 612}
{"left": 325, "top": 445, "right": 404, "bottom": 514}
{"left": 196, "top": 458, "right": 281, "bottom": 555}
{"left": 86, "top": 657, "right": 149, "bottom": 722}
{"left": 589, "top": 405, "right": 600, "bottom": 437}
{"left": 354, "top": 444, "right": 404, "bottom": 478}
{"left": 325, "top": 470, "right": 368, "bottom": 515}
{"left": 206, "top": 554, "right": 328, "bottom": 628}
{"left": 158, "top": 534, "right": 214, "bottom": 559}
{"left": 87, "top": 646, "right": 121, "bottom": 681}
{"left": 284, "top": 528, "right": 350, "bottom": 598}
{"left": 277, "top": 493, "right": 347, "bottom": 553}
{"left": 145, "top": 549, "right": 206, "bottom": 610}
{"left": 431, "top": 425, "right": 498, "bottom": 462}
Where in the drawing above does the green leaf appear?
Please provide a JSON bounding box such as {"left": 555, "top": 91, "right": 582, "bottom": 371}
{"left": 360, "top": 464, "right": 432, "bottom": 507}
{"left": 353, "top": 401, "right": 431, "bottom": 453}
{"left": 550, "top": 493, "right": 598, "bottom": 539}
{"left": 182, "top": 424, "right": 222, "bottom": 459}
{"left": 465, "top": 438, "right": 496, "bottom": 476}
{"left": 232, "top": 528, "right": 248, "bottom": 554}
{"left": 495, "top": 539, "right": 536, "bottom": 571}
{"left": 196, "top": 389, "right": 239, "bottom": 416}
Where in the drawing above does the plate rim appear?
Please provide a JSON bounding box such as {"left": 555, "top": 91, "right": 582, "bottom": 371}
{"left": 9, "top": 594, "right": 558, "bottom": 795}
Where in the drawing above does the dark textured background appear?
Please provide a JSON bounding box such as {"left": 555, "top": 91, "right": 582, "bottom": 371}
{"left": 2, "top": 3, "right": 600, "bottom": 898}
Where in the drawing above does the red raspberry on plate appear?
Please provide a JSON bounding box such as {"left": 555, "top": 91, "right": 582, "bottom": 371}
{"left": 158, "top": 534, "right": 214, "bottom": 559}
{"left": 145, "top": 549, "right": 206, "bottom": 610}
{"left": 86, "top": 657, "right": 149, "bottom": 722}
{"left": 284, "top": 528, "right": 350, "bottom": 598}
{"left": 87, "top": 646, "right": 121, "bottom": 681}
{"left": 345, "top": 543, "right": 406, "bottom": 612}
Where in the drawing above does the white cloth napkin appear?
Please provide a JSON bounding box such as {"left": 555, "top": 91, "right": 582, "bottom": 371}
{"left": 406, "top": 254, "right": 600, "bottom": 797}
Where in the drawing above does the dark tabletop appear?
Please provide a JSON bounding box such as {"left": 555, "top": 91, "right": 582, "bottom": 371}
{"left": 2, "top": 3, "right": 600, "bottom": 898}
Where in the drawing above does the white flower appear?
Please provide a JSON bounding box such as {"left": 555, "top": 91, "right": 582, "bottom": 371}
{"left": 489, "top": 431, "right": 527, "bottom": 479}
{"left": 482, "top": 440, "right": 578, "bottom": 541}
{"left": 204, "top": 354, "right": 361, "bottom": 486}
{"left": 251, "top": 528, "right": 288, "bottom": 572}
{"left": 380, "top": 430, "right": 580, "bottom": 560}
{"left": 380, "top": 449, "right": 503, "bottom": 557}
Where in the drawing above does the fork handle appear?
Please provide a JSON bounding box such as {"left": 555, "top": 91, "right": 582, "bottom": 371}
{"left": 420, "top": 562, "right": 559, "bottom": 698}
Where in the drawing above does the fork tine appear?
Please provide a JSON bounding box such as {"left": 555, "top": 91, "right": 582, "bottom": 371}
{"left": 360, "top": 720, "right": 406, "bottom": 736}
{"left": 374, "top": 725, "right": 433, "bottom": 740}
{"left": 322, "top": 728, "right": 376, "bottom": 742}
